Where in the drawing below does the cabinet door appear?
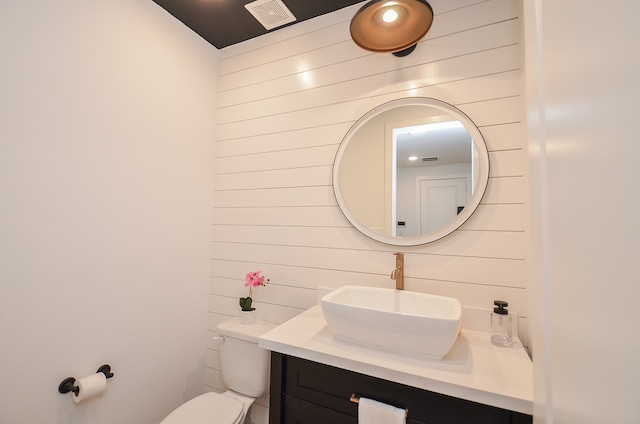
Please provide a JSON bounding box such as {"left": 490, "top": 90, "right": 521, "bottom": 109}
{"left": 283, "top": 396, "right": 354, "bottom": 424}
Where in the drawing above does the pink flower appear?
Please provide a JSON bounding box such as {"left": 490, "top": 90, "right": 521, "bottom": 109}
{"left": 245, "top": 271, "right": 266, "bottom": 287}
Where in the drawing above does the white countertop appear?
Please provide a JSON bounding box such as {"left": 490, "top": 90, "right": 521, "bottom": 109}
{"left": 259, "top": 305, "right": 533, "bottom": 415}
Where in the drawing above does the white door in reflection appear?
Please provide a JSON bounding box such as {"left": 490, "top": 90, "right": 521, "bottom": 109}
{"left": 418, "top": 177, "right": 467, "bottom": 234}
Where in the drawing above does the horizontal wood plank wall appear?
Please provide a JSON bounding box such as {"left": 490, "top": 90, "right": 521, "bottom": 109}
{"left": 206, "top": 0, "right": 526, "bottom": 409}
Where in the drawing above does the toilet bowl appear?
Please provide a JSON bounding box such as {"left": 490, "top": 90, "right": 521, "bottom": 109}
{"left": 160, "top": 318, "right": 277, "bottom": 424}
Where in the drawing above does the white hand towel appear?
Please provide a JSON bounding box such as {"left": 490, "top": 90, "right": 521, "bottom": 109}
{"left": 358, "top": 397, "right": 406, "bottom": 424}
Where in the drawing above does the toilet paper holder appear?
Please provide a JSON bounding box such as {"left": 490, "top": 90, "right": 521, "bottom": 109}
{"left": 58, "top": 364, "right": 114, "bottom": 397}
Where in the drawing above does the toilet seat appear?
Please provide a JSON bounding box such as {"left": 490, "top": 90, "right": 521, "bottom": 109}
{"left": 160, "top": 392, "right": 243, "bottom": 424}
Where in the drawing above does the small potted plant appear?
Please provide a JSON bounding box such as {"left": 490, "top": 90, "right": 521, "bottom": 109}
{"left": 239, "top": 271, "right": 268, "bottom": 324}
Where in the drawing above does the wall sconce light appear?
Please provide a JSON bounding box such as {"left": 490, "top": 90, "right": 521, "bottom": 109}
{"left": 350, "top": 0, "right": 434, "bottom": 57}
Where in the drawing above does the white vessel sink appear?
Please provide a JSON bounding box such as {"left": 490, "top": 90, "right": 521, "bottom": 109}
{"left": 320, "top": 286, "right": 461, "bottom": 359}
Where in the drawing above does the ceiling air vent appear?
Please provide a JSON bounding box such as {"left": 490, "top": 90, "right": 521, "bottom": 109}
{"left": 422, "top": 156, "right": 439, "bottom": 162}
{"left": 244, "top": 0, "right": 296, "bottom": 31}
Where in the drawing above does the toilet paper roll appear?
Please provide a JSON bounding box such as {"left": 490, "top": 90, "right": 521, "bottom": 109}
{"left": 73, "top": 373, "right": 107, "bottom": 403}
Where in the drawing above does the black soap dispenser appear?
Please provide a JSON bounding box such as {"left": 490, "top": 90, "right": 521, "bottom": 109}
{"left": 491, "top": 300, "right": 513, "bottom": 347}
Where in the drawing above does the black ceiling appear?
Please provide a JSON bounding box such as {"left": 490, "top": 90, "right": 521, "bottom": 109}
{"left": 152, "top": 0, "right": 364, "bottom": 49}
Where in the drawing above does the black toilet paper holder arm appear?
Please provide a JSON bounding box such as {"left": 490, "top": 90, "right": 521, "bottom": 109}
{"left": 58, "top": 364, "right": 114, "bottom": 396}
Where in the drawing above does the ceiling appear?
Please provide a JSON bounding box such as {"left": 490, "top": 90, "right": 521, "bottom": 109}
{"left": 152, "top": 0, "right": 365, "bottom": 49}
{"left": 395, "top": 125, "right": 472, "bottom": 169}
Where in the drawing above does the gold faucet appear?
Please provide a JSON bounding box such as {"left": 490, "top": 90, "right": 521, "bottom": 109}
{"left": 390, "top": 252, "right": 404, "bottom": 290}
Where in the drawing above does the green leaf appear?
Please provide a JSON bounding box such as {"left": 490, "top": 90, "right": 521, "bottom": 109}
{"left": 239, "top": 296, "right": 253, "bottom": 311}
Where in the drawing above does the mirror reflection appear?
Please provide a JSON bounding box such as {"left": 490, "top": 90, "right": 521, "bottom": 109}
{"left": 333, "top": 98, "right": 489, "bottom": 246}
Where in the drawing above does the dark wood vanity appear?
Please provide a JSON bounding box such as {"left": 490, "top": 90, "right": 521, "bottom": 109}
{"left": 269, "top": 352, "right": 532, "bottom": 424}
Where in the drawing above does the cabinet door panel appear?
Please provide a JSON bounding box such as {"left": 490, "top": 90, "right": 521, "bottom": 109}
{"left": 284, "top": 396, "right": 354, "bottom": 424}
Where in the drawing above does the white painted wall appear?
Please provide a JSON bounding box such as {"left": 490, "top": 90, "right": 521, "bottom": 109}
{"left": 338, "top": 118, "right": 386, "bottom": 233}
{"left": 209, "top": 0, "right": 527, "bottom": 421}
{"left": 0, "top": 1, "right": 217, "bottom": 423}
{"left": 524, "top": 1, "right": 640, "bottom": 422}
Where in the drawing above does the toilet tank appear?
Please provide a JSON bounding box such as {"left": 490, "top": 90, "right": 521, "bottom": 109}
{"left": 216, "top": 318, "right": 278, "bottom": 398}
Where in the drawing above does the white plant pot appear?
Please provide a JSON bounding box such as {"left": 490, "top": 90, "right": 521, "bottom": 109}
{"left": 240, "top": 310, "right": 257, "bottom": 325}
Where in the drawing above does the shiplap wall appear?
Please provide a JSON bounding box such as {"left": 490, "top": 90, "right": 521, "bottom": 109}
{"left": 207, "top": 0, "right": 525, "bottom": 420}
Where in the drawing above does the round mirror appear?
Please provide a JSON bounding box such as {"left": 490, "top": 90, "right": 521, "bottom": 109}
{"left": 333, "top": 97, "right": 489, "bottom": 246}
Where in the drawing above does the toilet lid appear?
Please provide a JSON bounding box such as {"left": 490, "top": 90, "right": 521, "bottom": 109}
{"left": 161, "top": 393, "right": 243, "bottom": 424}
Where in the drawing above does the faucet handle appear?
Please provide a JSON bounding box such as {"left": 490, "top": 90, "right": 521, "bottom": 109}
{"left": 391, "top": 252, "right": 404, "bottom": 290}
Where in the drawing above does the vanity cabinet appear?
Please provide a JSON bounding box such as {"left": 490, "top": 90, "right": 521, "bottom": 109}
{"left": 269, "top": 353, "right": 532, "bottom": 424}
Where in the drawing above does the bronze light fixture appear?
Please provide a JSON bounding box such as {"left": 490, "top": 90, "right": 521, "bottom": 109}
{"left": 350, "top": 0, "right": 434, "bottom": 57}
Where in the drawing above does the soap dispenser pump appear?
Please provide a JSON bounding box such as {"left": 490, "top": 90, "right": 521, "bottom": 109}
{"left": 491, "top": 300, "right": 512, "bottom": 347}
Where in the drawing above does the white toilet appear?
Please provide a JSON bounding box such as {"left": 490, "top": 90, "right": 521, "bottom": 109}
{"left": 161, "top": 318, "right": 277, "bottom": 424}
